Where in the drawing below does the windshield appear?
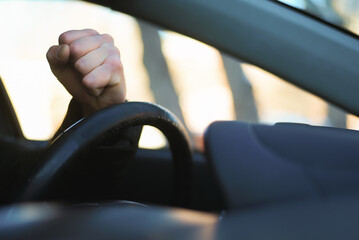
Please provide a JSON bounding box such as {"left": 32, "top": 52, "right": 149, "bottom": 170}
{"left": 2, "top": 0, "right": 359, "bottom": 151}
{"left": 277, "top": 0, "right": 359, "bottom": 36}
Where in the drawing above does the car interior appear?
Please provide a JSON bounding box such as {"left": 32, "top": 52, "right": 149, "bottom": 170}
{"left": 1, "top": 0, "right": 359, "bottom": 239}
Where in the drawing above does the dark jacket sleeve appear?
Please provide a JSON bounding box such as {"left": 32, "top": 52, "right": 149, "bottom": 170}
{"left": 49, "top": 98, "right": 143, "bottom": 199}
{"left": 52, "top": 98, "right": 84, "bottom": 141}
{"left": 0, "top": 99, "right": 142, "bottom": 203}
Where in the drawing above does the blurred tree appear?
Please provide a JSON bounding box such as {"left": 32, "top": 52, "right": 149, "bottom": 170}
{"left": 137, "top": 20, "right": 186, "bottom": 126}
{"left": 305, "top": 0, "right": 344, "bottom": 25}
{"left": 305, "top": 0, "right": 347, "bottom": 128}
{"left": 221, "top": 53, "right": 258, "bottom": 122}
{"left": 340, "top": 0, "right": 359, "bottom": 14}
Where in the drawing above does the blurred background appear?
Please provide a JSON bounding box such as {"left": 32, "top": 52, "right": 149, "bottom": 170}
{"left": 0, "top": 0, "right": 359, "bottom": 150}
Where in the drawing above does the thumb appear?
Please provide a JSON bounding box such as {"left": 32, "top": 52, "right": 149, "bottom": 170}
{"left": 46, "top": 44, "right": 70, "bottom": 66}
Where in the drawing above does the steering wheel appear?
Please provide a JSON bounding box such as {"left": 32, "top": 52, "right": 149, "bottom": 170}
{"left": 20, "top": 102, "right": 193, "bottom": 207}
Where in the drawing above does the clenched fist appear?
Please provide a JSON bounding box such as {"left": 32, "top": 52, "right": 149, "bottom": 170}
{"left": 47, "top": 29, "right": 126, "bottom": 116}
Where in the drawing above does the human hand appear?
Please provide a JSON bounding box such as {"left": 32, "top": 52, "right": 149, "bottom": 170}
{"left": 46, "top": 29, "right": 126, "bottom": 116}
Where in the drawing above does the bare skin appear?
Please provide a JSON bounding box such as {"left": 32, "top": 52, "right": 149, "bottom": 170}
{"left": 46, "top": 29, "right": 126, "bottom": 116}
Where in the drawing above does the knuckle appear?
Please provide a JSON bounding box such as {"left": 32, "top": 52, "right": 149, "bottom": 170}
{"left": 82, "top": 75, "right": 94, "bottom": 88}
{"left": 83, "top": 71, "right": 108, "bottom": 89}
{"left": 98, "top": 69, "right": 110, "bottom": 83}
{"left": 101, "top": 33, "right": 114, "bottom": 43}
{"left": 91, "top": 89, "right": 101, "bottom": 97}
{"left": 70, "top": 43, "right": 83, "bottom": 58}
{"left": 111, "top": 46, "right": 121, "bottom": 56}
{"left": 74, "top": 58, "right": 86, "bottom": 72}
{"left": 59, "top": 32, "right": 71, "bottom": 44}
{"left": 46, "top": 46, "right": 54, "bottom": 60}
{"left": 84, "top": 28, "right": 99, "bottom": 35}
{"left": 108, "top": 54, "right": 123, "bottom": 71}
{"left": 114, "top": 60, "right": 123, "bottom": 72}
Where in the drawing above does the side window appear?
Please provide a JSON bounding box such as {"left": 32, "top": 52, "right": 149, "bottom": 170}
{"left": 1, "top": 1, "right": 358, "bottom": 150}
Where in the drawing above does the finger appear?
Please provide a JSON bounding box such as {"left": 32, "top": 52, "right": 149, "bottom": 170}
{"left": 46, "top": 44, "right": 70, "bottom": 65}
{"left": 82, "top": 61, "right": 125, "bottom": 97}
{"left": 107, "top": 72, "right": 127, "bottom": 103}
{"left": 84, "top": 67, "right": 125, "bottom": 98}
{"left": 103, "top": 50, "right": 123, "bottom": 87}
{"left": 87, "top": 87, "right": 104, "bottom": 97}
{"left": 59, "top": 29, "right": 99, "bottom": 45}
{"left": 56, "top": 44, "right": 70, "bottom": 63}
{"left": 70, "top": 34, "right": 114, "bottom": 62}
{"left": 82, "top": 48, "right": 123, "bottom": 87}
{"left": 74, "top": 46, "right": 109, "bottom": 76}
{"left": 82, "top": 63, "right": 112, "bottom": 91}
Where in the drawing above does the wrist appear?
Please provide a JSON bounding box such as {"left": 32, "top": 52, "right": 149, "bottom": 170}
{"left": 80, "top": 98, "right": 127, "bottom": 117}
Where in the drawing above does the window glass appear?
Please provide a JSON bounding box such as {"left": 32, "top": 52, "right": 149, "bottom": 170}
{"left": 1, "top": 0, "right": 359, "bottom": 151}
{"left": 277, "top": 0, "right": 359, "bottom": 36}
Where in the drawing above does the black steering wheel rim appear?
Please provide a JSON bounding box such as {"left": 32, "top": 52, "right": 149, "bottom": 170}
{"left": 21, "top": 102, "right": 193, "bottom": 207}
